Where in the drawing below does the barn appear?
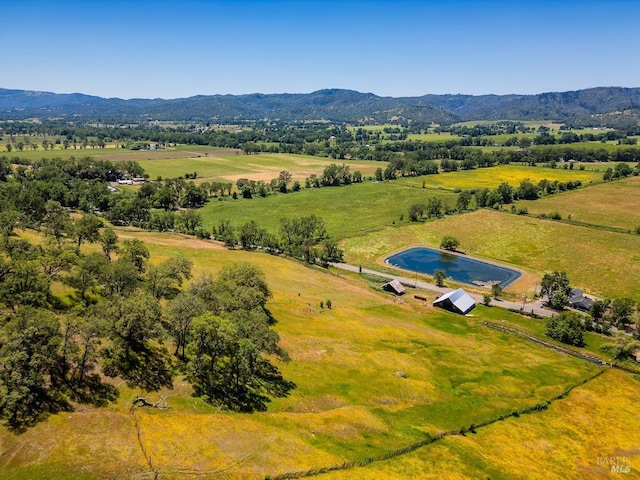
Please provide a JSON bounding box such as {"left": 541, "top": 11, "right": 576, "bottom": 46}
{"left": 433, "top": 288, "right": 476, "bottom": 315}
{"left": 382, "top": 279, "right": 406, "bottom": 296}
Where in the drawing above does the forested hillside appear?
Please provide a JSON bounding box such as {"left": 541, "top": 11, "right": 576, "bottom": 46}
{"left": 2, "top": 87, "right": 640, "bottom": 126}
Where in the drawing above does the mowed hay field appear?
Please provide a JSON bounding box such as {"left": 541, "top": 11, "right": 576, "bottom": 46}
{"left": 516, "top": 176, "right": 640, "bottom": 231}
{"left": 0, "top": 233, "right": 611, "bottom": 480}
{"left": 397, "top": 164, "right": 603, "bottom": 191}
{"left": 105, "top": 150, "right": 387, "bottom": 184}
{"left": 199, "top": 182, "right": 457, "bottom": 239}
{"left": 341, "top": 209, "right": 640, "bottom": 298}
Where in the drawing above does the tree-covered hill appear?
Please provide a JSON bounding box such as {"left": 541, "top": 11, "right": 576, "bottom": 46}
{"left": 1, "top": 86, "right": 640, "bottom": 125}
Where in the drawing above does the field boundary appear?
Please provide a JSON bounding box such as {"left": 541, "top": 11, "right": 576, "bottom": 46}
{"left": 268, "top": 369, "right": 606, "bottom": 480}
{"left": 482, "top": 321, "right": 607, "bottom": 365}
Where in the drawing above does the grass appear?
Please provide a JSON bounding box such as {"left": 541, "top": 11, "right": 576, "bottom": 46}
{"left": 396, "top": 164, "right": 602, "bottom": 191}
{"left": 341, "top": 208, "right": 640, "bottom": 299}
{"left": 320, "top": 369, "right": 640, "bottom": 479}
{"left": 0, "top": 232, "right": 608, "bottom": 479}
{"left": 132, "top": 152, "right": 386, "bottom": 183}
{"left": 516, "top": 176, "right": 640, "bottom": 232}
{"left": 198, "top": 181, "right": 457, "bottom": 239}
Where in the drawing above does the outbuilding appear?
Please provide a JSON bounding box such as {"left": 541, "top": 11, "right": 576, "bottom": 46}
{"left": 382, "top": 279, "right": 406, "bottom": 296}
{"left": 433, "top": 288, "right": 476, "bottom": 315}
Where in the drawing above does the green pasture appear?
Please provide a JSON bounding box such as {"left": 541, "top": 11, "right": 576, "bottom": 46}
{"left": 397, "top": 164, "right": 603, "bottom": 191}
{"left": 516, "top": 176, "right": 640, "bottom": 232}
{"left": 341, "top": 208, "right": 640, "bottom": 299}
{"left": 0, "top": 235, "right": 605, "bottom": 479}
{"left": 536, "top": 141, "right": 637, "bottom": 152}
{"left": 199, "top": 181, "right": 456, "bottom": 239}
{"left": 405, "top": 132, "right": 456, "bottom": 142}
{"left": 0, "top": 146, "right": 120, "bottom": 160}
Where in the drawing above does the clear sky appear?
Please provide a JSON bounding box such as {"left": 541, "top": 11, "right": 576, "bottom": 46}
{"left": 1, "top": 0, "right": 639, "bottom": 99}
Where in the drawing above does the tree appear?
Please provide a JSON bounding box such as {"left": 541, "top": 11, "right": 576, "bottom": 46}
{"left": 154, "top": 186, "right": 178, "bottom": 211}
{"left": 99, "top": 228, "right": 119, "bottom": 260}
{"left": 600, "top": 333, "right": 640, "bottom": 361}
{"left": 63, "top": 252, "right": 108, "bottom": 303}
{"left": 238, "top": 220, "right": 264, "bottom": 251}
{"left": 121, "top": 239, "right": 149, "bottom": 273}
{"left": 100, "top": 257, "right": 140, "bottom": 297}
{"left": 610, "top": 298, "right": 636, "bottom": 328}
{"left": 491, "top": 283, "right": 502, "bottom": 299}
{"left": 100, "top": 293, "right": 174, "bottom": 391}
{"left": 145, "top": 256, "right": 193, "bottom": 300}
{"left": 434, "top": 269, "right": 446, "bottom": 287}
{"left": 440, "top": 236, "right": 459, "bottom": 251}
{"left": 164, "top": 291, "right": 207, "bottom": 359}
{"left": 278, "top": 171, "right": 292, "bottom": 184}
{"left": 41, "top": 201, "right": 71, "bottom": 245}
{"left": 408, "top": 203, "right": 425, "bottom": 222}
{"left": 174, "top": 210, "right": 202, "bottom": 235}
{"left": 496, "top": 182, "right": 514, "bottom": 204}
{"left": 0, "top": 307, "right": 63, "bottom": 428}
{"left": 72, "top": 214, "right": 103, "bottom": 251}
{"left": 456, "top": 190, "right": 472, "bottom": 211}
{"left": 516, "top": 179, "right": 538, "bottom": 200}
{"left": 426, "top": 197, "right": 443, "bottom": 217}
{"left": 518, "top": 137, "right": 532, "bottom": 150}
{"left": 38, "top": 243, "right": 77, "bottom": 280}
{"left": 540, "top": 271, "right": 571, "bottom": 310}
{"left": 590, "top": 299, "right": 609, "bottom": 321}
{"left": 208, "top": 262, "right": 272, "bottom": 315}
{"left": 546, "top": 311, "right": 585, "bottom": 347}
{"left": 186, "top": 312, "right": 294, "bottom": 412}
{"left": 185, "top": 263, "right": 294, "bottom": 411}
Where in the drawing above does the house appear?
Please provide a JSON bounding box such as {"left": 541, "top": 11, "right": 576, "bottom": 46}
{"left": 433, "top": 288, "right": 476, "bottom": 315}
{"left": 382, "top": 279, "right": 406, "bottom": 296}
{"left": 568, "top": 288, "right": 594, "bottom": 312}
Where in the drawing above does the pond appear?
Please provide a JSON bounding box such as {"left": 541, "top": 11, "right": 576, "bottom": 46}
{"left": 385, "top": 247, "right": 521, "bottom": 288}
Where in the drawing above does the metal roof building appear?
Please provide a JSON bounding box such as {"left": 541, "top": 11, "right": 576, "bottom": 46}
{"left": 433, "top": 288, "right": 476, "bottom": 315}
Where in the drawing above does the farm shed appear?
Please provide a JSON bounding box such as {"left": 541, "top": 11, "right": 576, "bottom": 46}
{"left": 433, "top": 288, "right": 476, "bottom": 315}
{"left": 382, "top": 279, "right": 406, "bottom": 296}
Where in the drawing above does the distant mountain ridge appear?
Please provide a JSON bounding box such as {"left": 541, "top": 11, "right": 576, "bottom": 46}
{"left": 1, "top": 86, "right": 640, "bottom": 125}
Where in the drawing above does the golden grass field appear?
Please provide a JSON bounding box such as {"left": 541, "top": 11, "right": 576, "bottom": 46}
{"left": 2, "top": 232, "right": 631, "bottom": 480}
{"left": 397, "top": 164, "right": 603, "bottom": 191}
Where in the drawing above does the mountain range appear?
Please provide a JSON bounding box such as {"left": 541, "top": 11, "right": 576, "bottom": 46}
{"left": 1, "top": 86, "right": 640, "bottom": 126}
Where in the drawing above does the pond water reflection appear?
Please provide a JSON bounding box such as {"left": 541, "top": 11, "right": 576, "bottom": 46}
{"left": 385, "top": 247, "right": 521, "bottom": 288}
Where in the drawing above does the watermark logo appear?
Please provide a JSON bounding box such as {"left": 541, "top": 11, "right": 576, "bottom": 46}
{"left": 597, "top": 456, "right": 632, "bottom": 474}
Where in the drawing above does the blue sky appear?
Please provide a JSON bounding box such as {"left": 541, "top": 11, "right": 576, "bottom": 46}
{"left": 1, "top": 0, "right": 639, "bottom": 99}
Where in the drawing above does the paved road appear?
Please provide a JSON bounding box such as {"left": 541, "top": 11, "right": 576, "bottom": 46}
{"left": 330, "top": 262, "right": 555, "bottom": 318}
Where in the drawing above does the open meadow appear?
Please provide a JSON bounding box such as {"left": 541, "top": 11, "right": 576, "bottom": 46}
{"left": 2, "top": 231, "right": 625, "bottom": 480}
{"left": 198, "top": 181, "right": 457, "bottom": 239}
{"left": 516, "top": 176, "right": 640, "bottom": 232}
{"left": 123, "top": 151, "right": 386, "bottom": 183}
